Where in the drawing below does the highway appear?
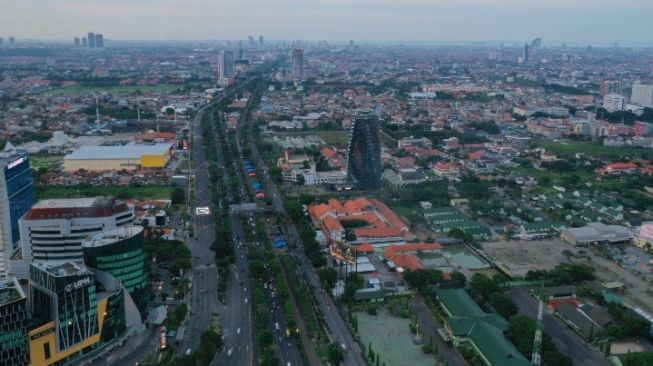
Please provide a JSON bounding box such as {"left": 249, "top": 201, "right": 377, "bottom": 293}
{"left": 241, "top": 85, "right": 367, "bottom": 366}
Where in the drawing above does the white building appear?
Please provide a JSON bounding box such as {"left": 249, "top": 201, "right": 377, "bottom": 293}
{"left": 603, "top": 94, "right": 625, "bottom": 112}
{"left": 12, "top": 197, "right": 133, "bottom": 279}
{"left": 631, "top": 84, "right": 653, "bottom": 108}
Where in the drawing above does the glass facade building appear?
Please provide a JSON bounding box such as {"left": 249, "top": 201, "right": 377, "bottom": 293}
{"left": 0, "top": 151, "right": 35, "bottom": 278}
{"left": 347, "top": 109, "right": 382, "bottom": 190}
{"left": 0, "top": 278, "right": 28, "bottom": 366}
{"left": 82, "top": 226, "right": 148, "bottom": 316}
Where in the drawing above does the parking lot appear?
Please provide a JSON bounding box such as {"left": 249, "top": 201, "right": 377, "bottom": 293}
{"left": 482, "top": 239, "right": 573, "bottom": 277}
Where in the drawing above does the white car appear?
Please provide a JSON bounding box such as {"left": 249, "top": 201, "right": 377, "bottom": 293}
{"left": 227, "top": 348, "right": 233, "bottom": 356}
{"left": 244, "top": 297, "right": 248, "bottom": 304}
{"left": 237, "top": 328, "right": 241, "bottom": 335}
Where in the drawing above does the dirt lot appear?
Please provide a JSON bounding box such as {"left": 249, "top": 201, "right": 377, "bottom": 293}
{"left": 482, "top": 239, "right": 572, "bottom": 277}
{"left": 483, "top": 239, "right": 653, "bottom": 313}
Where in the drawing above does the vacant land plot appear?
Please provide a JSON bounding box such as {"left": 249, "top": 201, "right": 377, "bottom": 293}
{"left": 482, "top": 239, "right": 572, "bottom": 277}
{"left": 533, "top": 138, "right": 653, "bottom": 159}
{"left": 356, "top": 307, "right": 434, "bottom": 366}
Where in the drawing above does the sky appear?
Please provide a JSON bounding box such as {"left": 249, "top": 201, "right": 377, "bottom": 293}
{"left": 1, "top": 0, "right": 652, "bottom": 45}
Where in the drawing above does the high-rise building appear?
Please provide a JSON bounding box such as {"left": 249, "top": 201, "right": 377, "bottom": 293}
{"left": 15, "top": 197, "right": 133, "bottom": 279}
{"left": 0, "top": 37, "right": 4, "bottom": 47}
{"left": 603, "top": 94, "right": 625, "bottom": 112}
{"left": 291, "top": 48, "right": 304, "bottom": 84}
{"left": 28, "top": 261, "right": 127, "bottom": 366}
{"left": 82, "top": 37, "right": 88, "bottom": 47}
{"left": 82, "top": 226, "right": 148, "bottom": 315}
{"left": 631, "top": 83, "right": 653, "bottom": 108}
{"left": 531, "top": 37, "right": 542, "bottom": 48}
{"left": 259, "top": 35, "right": 264, "bottom": 45}
{"left": 0, "top": 278, "right": 29, "bottom": 366}
{"left": 94, "top": 33, "right": 104, "bottom": 48}
{"left": 87, "top": 32, "right": 95, "bottom": 48}
{"left": 0, "top": 151, "right": 35, "bottom": 279}
{"left": 8, "top": 36, "right": 15, "bottom": 47}
{"left": 74, "top": 37, "right": 80, "bottom": 47}
{"left": 523, "top": 44, "right": 532, "bottom": 61}
{"left": 347, "top": 109, "right": 381, "bottom": 190}
{"left": 248, "top": 35, "right": 255, "bottom": 46}
{"left": 218, "top": 50, "right": 235, "bottom": 79}
{"left": 600, "top": 80, "right": 621, "bottom": 96}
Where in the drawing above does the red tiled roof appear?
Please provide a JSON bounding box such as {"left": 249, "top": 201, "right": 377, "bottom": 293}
{"left": 328, "top": 198, "right": 345, "bottom": 214}
{"left": 322, "top": 216, "right": 344, "bottom": 232}
{"left": 356, "top": 242, "right": 374, "bottom": 253}
{"left": 355, "top": 226, "right": 404, "bottom": 238}
{"left": 369, "top": 199, "right": 408, "bottom": 232}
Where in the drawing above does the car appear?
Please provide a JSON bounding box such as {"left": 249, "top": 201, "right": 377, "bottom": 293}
{"left": 237, "top": 328, "right": 241, "bottom": 335}
{"left": 275, "top": 322, "right": 280, "bottom": 330}
{"left": 244, "top": 297, "right": 248, "bottom": 304}
{"left": 340, "top": 343, "right": 348, "bottom": 352}
{"left": 185, "top": 348, "right": 191, "bottom": 356}
{"left": 227, "top": 348, "right": 233, "bottom": 356}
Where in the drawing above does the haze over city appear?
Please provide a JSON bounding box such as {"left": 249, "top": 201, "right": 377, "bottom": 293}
{"left": 1, "top": 0, "right": 653, "bottom": 44}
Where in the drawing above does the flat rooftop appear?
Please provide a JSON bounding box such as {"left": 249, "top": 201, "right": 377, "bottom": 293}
{"left": 32, "top": 261, "right": 92, "bottom": 277}
{"left": 82, "top": 225, "right": 143, "bottom": 248}
{"left": 64, "top": 143, "right": 172, "bottom": 160}
{"left": 32, "top": 197, "right": 102, "bottom": 209}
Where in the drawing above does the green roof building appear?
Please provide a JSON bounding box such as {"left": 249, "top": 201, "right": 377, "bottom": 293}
{"left": 435, "top": 288, "right": 530, "bottom": 366}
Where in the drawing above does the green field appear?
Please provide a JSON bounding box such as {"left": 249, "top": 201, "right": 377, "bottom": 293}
{"left": 29, "top": 154, "right": 61, "bottom": 170}
{"left": 42, "top": 83, "right": 185, "bottom": 96}
{"left": 533, "top": 139, "right": 653, "bottom": 159}
{"left": 36, "top": 185, "right": 173, "bottom": 200}
{"left": 312, "top": 130, "right": 350, "bottom": 145}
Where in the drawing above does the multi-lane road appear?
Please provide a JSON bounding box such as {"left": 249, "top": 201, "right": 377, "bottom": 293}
{"left": 242, "top": 86, "right": 367, "bottom": 366}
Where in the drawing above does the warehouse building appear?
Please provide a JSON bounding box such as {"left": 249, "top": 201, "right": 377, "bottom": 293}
{"left": 63, "top": 143, "right": 173, "bottom": 172}
{"left": 561, "top": 222, "right": 632, "bottom": 246}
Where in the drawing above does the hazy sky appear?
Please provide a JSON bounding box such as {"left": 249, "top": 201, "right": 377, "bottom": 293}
{"left": 1, "top": 0, "right": 652, "bottom": 45}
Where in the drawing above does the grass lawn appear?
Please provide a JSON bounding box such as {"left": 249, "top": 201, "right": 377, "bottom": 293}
{"left": 311, "top": 130, "right": 350, "bottom": 145}
{"left": 36, "top": 185, "right": 173, "bottom": 200}
{"left": 533, "top": 138, "right": 653, "bottom": 159}
{"left": 356, "top": 307, "right": 434, "bottom": 366}
{"left": 41, "top": 83, "right": 185, "bottom": 96}
{"left": 506, "top": 165, "right": 596, "bottom": 186}
{"left": 29, "top": 154, "right": 61, "bottom": 171}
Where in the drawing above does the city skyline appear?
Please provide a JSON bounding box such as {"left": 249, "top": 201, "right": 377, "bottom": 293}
{"left": 1, "top": 0, "right": 653, "bottom": 45}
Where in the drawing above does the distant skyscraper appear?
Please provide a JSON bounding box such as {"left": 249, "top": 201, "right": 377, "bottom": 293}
{"left": 218, "top": 50, "right": 235, "bottom": 79}
{"left": 259, "top": 35, "right": 264, "bottom": 45}
{"left": 349, "top": 40, "right": 354, "bottom": 47}
{"left": 0, "top": 37, "right": 3, "bottom": 47}
{"left": 95, "top": 33, "right": 104, "bottom": 48}
{"left": 291, "top": 48, "right": 304, "bottom": 83}
{"left": 74, "top": 37, "right": 81, "bottom": 47}
{"left": 87, "top": 32, "right": 95, "bottom": 48}
{"left": 82, "top": 37, "right": 88, "bottom": 47}
{"left": 248, "top": 35, "right": 255, "bottom": 46}
{"left": 238, "top": 48, "right": 244, "bottom": 59}
{"left": 524, "top": 44, "right": 532, "bottom": 61}
{"left": 347, "top": 109, "right": 381, "bottom": 190}
{"left": 531, "top": 37, "right": 542, "bottom": 48}
{"left": 8, "top": 36, "right": 15, "bottom": 47}
{"left": 631, "top": 83, "right": 653, "bottom": 108}
{"left": 0, "top": 150, "right": 35, "bottom": 279}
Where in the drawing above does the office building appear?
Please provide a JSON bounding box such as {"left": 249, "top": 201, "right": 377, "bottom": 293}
{"left": 347, "top": 109, "right": 381, "bottom": 190}
{"left": 87, "top": 32, "right": 95, "bottom": 48}
{"left": 0, "top": 37, "right": 4, "bottom": 47}
{"left": 603, "top": 94, "right": 625, "bottom": 112}
{"left": 259, "top": 35, "right": 264, "bottom": 45}
{"left": 63, "top": 143, "right": 173, "bottom": 172}
{"left": 291, "top": 48, "right": 304, "bottom": 83}
{"left": 17, "top": 197, "right": 133, "bottom": 275}
{"left": 81, "top": 37, "right": 87, "bottom": 47}
{"left": 631, "top": 83, "right": 653, "bottom": 108}
{"left": 82, "top": 226, "right": 147, "bottom": 315}
{"left": 0, "top": 151, "right": 35, "bottom": 279}
{"left": 218, "top": 50, "right": 235, "bottom": 79}
{"left": 248, "top": 35, "right": 255, "bottom": 46}
{"left": 8, "top": 37, "right": 14, "bottom": 47}
{"left": 94, "top": 33, "right": 104, "bottom": 48}
{"left": 73, "top": 37, "right": 80, "bottom": 47}
{"left": 0, "top": 278, "right": 29, "bottom": 366}
{"left": 28, "top": 261, "right": 127, "bottom": 366}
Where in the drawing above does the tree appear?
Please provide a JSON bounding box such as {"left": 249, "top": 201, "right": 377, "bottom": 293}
{"left": 445, "top": 271, "right": 467, "bottom": 289}
{"left": 171, "top": 187, "right": 186, "bottom": 204}
{"left": 505, "top": 315, "right": 537, "bottom": 357}
{"left": 489, "top": 292, "right": 518, "bottom": 319}
{"left": 317, "top": 267, "right": 338, "bottom": 292}
{"left": 468, "top": 273, "right": 500, "bottom": 303}
{"left": 327, "top": 342, "right": 344, "bottom": 365}
{"left": 283, "top": 199, "right": 303, "bottom": 221}
{"left": 622, "top": 352, "right": 653, "bottom": 366}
